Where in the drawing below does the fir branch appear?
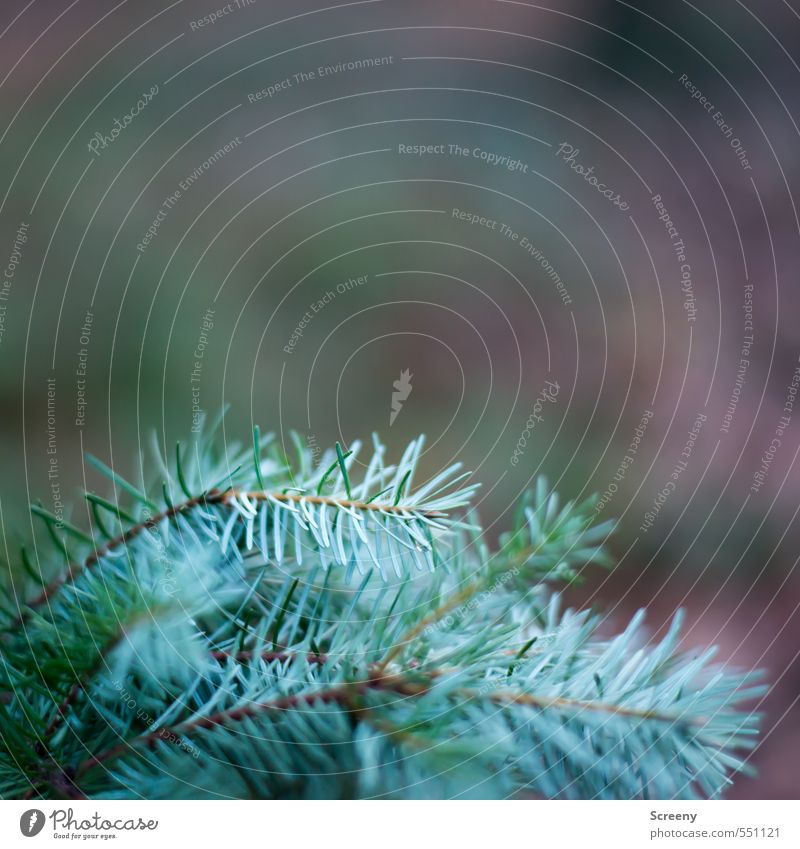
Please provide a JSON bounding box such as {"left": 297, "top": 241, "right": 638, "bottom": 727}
{"left": 19, "top": 489, "right": 227, "bottom": 618}
{"left": 17, "top": 488, "right": 455, "bottom": 621}
{"left": 78, "top": 675, "right": 399, "bottom": 777}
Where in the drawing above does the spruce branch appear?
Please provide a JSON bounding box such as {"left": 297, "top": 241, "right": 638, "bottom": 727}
{"left": 0, "top": 428, "right": 764, "bottom": 800}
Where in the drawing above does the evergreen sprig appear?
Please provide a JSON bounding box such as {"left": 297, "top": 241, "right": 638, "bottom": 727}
{"left": 0, "top": 424, "right": 763, "bottom": 799}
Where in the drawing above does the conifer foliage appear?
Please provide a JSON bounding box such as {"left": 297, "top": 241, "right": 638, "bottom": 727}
{"left": 0, "top": 423, "right": 762, "bottom": 799}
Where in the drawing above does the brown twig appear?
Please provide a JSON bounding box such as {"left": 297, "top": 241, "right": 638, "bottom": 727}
{"left": 22, "top": 761, "right": 87, "bottom": 801}
{"left": 375, "top": 581, "right": 483, "bottom": 673}
{"left": 209, "top": 649, "right": 329, "bottom": 665}
{"left": 40, "top": 682, "right": 83, "bottom": 743}
{"left": 22, "top": 490, "right": 227, "bottom": 618}
{"left": 75, "top": 659, "right": 696, "bottom": 786}
{"left": 20, "top": 488, "right": 444, "bottom": 622}
{"left": 39, "top": 648, "right": 331, "bottom": 757}
{"left": 476, "top": 687, "right": 681, "bottom": 722}
{"left": 76, "top": 671, "right": 426, "bottom": 779}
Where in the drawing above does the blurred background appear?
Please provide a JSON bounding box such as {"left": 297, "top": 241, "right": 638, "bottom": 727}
{"left": 0, "top": 0, "right": 798, "bottom": 797}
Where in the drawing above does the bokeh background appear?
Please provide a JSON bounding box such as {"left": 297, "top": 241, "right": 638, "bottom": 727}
{"left": 1, "top": 0, "right": 798, "bottom": 798}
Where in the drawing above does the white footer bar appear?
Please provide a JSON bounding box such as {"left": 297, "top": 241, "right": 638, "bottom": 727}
{"left": 2, "top": 799, "right": 796, "bottom": 847}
